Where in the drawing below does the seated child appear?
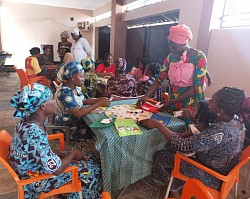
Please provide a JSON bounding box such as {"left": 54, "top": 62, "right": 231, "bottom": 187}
{"left": 81, "top": 58, "right": 99, "bottom": 98}
{"left": 181, "top": 101, "right": 215, "bottom": 137}
{"left": 143, "top": 63, "right": 162, "bottom": 101}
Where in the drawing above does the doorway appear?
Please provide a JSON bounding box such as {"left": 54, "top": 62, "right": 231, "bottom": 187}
{"left": 98, "top": 26, "right": 110, "bottom": 61}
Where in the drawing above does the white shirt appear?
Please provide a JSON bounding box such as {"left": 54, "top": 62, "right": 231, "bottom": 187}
{"left": 71, "top": 37, "right": 93, "bottom": 62}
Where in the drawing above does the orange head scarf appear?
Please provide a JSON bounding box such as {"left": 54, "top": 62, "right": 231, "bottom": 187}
{"left": 168, "top": 24, "right": 193, "bottom": 45}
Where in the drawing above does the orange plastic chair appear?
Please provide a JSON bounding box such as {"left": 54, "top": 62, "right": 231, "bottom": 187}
{"left": 0, "top": 130, "right": 83, "bottom": 199}
{"left": 15, "top": 68, "right": 48, "bottom": 89}
{"left": 102, "top": 191, "right": 111, "bottom": 199}
{"left": 180, "top": 178, "right": 214, "bottom": 199}
{"left": 165, "top": 146, "right": 250, "bottom": 199}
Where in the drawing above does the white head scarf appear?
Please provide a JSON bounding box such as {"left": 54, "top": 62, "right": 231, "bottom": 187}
{"left": 71, "top": 28, "right": 80, "bottom": 36}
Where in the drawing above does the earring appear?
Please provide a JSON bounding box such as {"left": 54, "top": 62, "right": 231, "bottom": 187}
{"left": 217, "top": 113, "right": 220, "bottom": 117}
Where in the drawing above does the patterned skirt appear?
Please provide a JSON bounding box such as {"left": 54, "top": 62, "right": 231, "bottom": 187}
{"left": 152, "top": 148, "right": 222, "bottom": 192}
{"left": 23, "top": 152, "right": 102, "bottom": 199}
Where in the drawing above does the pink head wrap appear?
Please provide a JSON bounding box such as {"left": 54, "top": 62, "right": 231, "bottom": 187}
{"left": 168, "top": 24, "right": 193, "bottom": 44}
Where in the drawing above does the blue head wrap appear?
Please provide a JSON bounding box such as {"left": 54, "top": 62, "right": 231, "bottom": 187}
{"left": 10, "top": 83, "right": 52, "bottom": 118}
{"left": 58, "top": 61, "right": 83, "bottom": 81}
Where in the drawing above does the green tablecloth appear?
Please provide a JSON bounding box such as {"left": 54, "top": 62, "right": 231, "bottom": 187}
{"left": 83, "top": 99, "right": 186, "bottom": 192}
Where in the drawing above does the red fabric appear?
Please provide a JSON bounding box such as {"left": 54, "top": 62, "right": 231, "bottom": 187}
{"left": 95, "top": 63, "right": 115, "bottom": 74}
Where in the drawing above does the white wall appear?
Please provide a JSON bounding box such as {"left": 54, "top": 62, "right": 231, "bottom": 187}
{"left": 206, "top": 28, "right": 250, "bottom": 97}
{"left": 1, "top": 2, "right": 93, "bottom": 68}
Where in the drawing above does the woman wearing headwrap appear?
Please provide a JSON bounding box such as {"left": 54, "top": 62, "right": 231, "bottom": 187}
{"left": 106, "top": 58, "right": 137, "bottom": 98}
{"left": 139, "top": 87, "right": 250, "bottom": 197}
{"left": 80, "top": 58, "right": 99, "bottom": 99}
{"left": 9, "top": 83, "right": 102, "bottom": 198}
{"left": 58, "top": 31, "right": 72, "bottom": 63}
{"left": 137, "top": 24, "right": 212, "bottom": 115}
{"left": 54, "top": 61, "right": 110, "bottom": 141}
{"left": 71, "top": 28, "right": 93, "bottom": 62}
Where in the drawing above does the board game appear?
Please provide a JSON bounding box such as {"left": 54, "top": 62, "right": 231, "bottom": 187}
{"left": 105, "top": 104, "right": 153, "bottom": 121}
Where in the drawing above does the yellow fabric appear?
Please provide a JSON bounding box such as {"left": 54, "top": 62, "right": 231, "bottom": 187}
{"left": 25, "top": 57, "right": 41, "bottom": 77}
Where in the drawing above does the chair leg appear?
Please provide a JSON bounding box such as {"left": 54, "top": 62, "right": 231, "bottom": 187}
{"left": 165, "top": 175, "right": 174, "bottom": 198}
{"left": 78, "top": 191, "right": 83, "bottom": 199}
{"left": 234, "top": 182, "right": 238, "bottom": 199}
{"left": 242, "top": 163, "right": 250, "bottom": 194}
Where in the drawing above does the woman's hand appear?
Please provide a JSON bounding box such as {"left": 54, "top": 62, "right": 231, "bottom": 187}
{"left": 73, "top": 150, "right": 85, "bottom": 161}
{"left": 138, "top": 119, "right": 159, "bottom": 129}
{"left": 136, "top": 96, "right": 147, "bottom": 108}
{"left": 159, "top": 100, "right": 172, "bottom": 111}
{"left": 98, "top": 98, "right": 110, "bottom": 107}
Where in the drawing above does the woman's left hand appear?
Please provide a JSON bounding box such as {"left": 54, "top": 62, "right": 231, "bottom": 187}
{"left": 159, "top": 100, "right": 172, "bottom": 111}
{"left": 138, "top": 119, "right": 158, "bottom": 129}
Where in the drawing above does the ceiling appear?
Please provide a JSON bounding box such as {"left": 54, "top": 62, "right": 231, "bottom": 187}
{"left": 1, "top": 0, "right": 111, "bottom": 10}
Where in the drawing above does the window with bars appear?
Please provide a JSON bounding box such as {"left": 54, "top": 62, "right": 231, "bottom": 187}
{"left": 221, "top": 0, "right": 250, "bottom": 28}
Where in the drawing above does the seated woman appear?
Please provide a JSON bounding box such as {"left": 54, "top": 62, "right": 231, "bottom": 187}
{"left": 95, "top": 53, "right": 115, "bottom": 77}
{"left": 25, "top": 47, "right": 44, "bottom": 79}
{"left": 81, "top": 58, "right": 99, "bottom": 99}
{"left": 54, "top": 61, "right": 110, "bottom": 140}
{"left": 59, "top": 46, "right": 75, "bottom": 64}
{"left": 9, "top": 83, "right": 102, "bottom": 198}
{"left": 140, "top": 87, "right": 250, "bottom": 197}
{"left": 38, "top": 45, "right": 54, "bottom": 66}
{"left": 143, "top": 63, "right": 162, "bottom": 102}
{"left": 106, "top": 58, "right": 137, "bottom": 98}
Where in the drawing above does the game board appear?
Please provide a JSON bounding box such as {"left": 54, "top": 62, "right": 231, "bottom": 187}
{"left": 105, "top": 104, "right": 153, "bottom": 121}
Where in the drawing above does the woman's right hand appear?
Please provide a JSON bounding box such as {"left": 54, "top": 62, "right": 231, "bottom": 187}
{"left": 98, "top": 98, "right": 110, "bottom": 107}
{"left": 136, "top": 96, "right": 147, "bottom": 108}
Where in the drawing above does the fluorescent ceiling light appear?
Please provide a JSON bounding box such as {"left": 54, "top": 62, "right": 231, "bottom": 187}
{"left": 127, "top": 20, "right": 178, "bottom": 29}
{"left": 125, "top": 0, "right": 165, "bottom": 12}
{"left": 94, "top": 11, "right": 111, "bottom": 22}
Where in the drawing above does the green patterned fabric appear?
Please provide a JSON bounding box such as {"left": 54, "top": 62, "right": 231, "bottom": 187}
{"left": 83, "top": 99, "right": 186, "bottom": 193}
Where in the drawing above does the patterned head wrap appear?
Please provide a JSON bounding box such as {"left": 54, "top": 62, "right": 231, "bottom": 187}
{"left": 10, "top": 83, "right": 52, "bottom": 118}
{"left": 57, "top": 61, "right": 83, "bottom": 82}
{"left": 241, "top": 97, "right": 250, "bottom": 123}
{"left": 81, "top": 58, "right": 94, "bottom": 71}
{"left": 115, "top": 58, "right": 127, "bottom": 75}
{"left": 168, "top": 24, "right": 193, "bottom": 45}
{"left": 60, "top": 31, "right": 70, "bottom": 39}
{"left": 71, "top": 28, "right": 80, "bottom": 36}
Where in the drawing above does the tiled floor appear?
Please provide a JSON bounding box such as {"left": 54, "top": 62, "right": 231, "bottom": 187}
{"left": 0, "top": 72, "right": 250, "bottom": 199}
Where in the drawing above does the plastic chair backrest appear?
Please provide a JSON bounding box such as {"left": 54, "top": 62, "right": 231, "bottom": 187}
{"left": 181, "top": 178, "right": 214, "bottom": 199}
{"left": 15, "top": 68, "right": 29, "bottom": 88}
{"left": 0, "top": 130, "right": 12, "bottom": 162}
{"left": 102, "top": 191, "right": 111, "bottom": 199}
{"left": 0, "top": 130, "right": 21, "bottom": 182}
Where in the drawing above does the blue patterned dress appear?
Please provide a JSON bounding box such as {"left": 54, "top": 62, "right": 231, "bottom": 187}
{"left": 152, "top": 121, "right": 244, "bottom": 191}
{"left": 8, "top": 121, "right": 102, "bottom": 199}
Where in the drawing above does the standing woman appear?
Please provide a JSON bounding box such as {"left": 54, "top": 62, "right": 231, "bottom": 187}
{"left": 137, "top": 24, "right": 207, "bottom": 113}
{"left": 9, "top": 83, "right": 102, "bottom": 198}
{"left": 58, "top": 31, "right": 72, "bottom": 63}
{"left": 71, "top": 28, "right": 93, "bottom": 62}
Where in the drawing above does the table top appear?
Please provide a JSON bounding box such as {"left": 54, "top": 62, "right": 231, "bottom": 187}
{"left": 83, "top": 99, "right": 186, "bottom": 192}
